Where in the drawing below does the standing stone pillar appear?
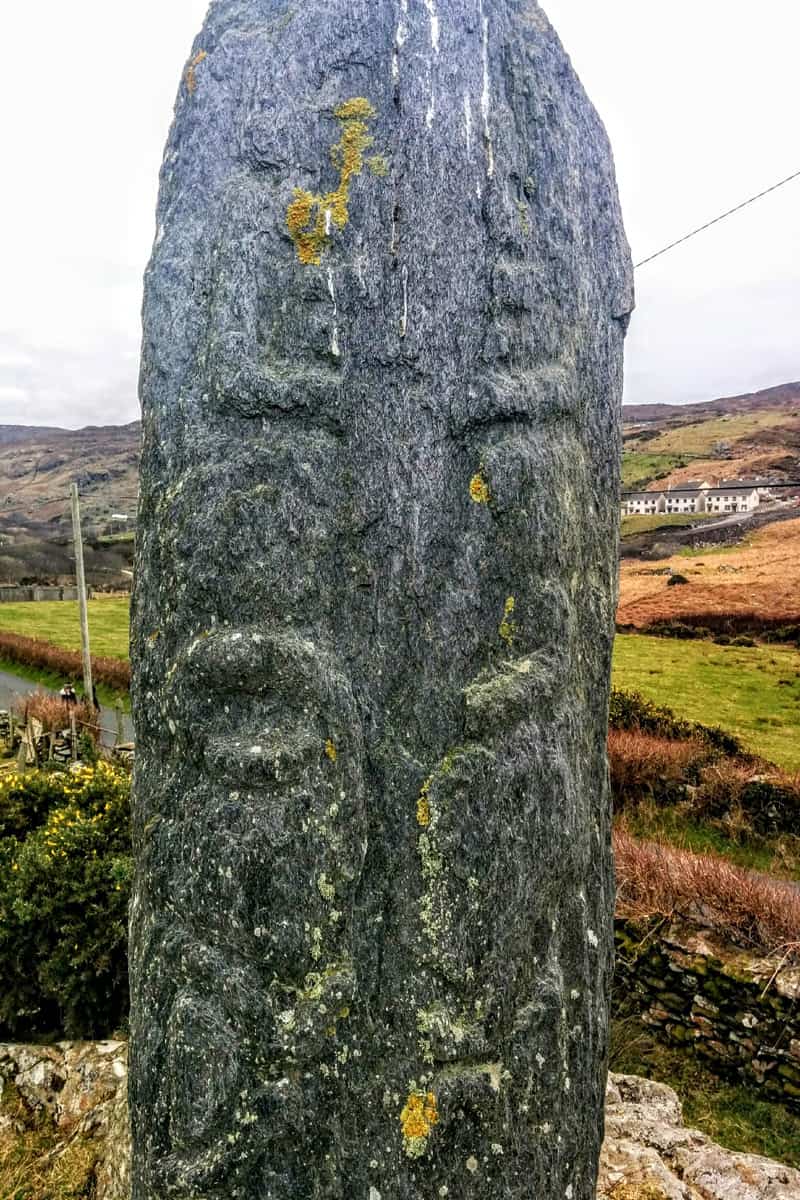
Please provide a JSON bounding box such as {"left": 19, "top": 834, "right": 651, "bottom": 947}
{"left": 130, "top": 2, "right": 633, "bottom": 1197}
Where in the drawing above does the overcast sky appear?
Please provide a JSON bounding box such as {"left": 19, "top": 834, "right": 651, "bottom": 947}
{"left": 0, "top": 1, "right": 797, "bottom": 428}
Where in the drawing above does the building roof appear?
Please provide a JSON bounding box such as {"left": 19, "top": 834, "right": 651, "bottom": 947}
{"left": 705, "top": 489, "right": 751, "bottom": 500}
{"left": 624, "top": 492, "right": 661, "bottom": 502}
{"left": 717, "top": 479, "right": 761, "bottom": 490}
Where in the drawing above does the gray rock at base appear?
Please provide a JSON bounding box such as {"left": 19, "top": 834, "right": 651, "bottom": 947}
{"left": 601, "top": 1074, "right": 800, "bottom": 1199}
{"left": 130, "top": 1, "right": 633, "bottom": 1196}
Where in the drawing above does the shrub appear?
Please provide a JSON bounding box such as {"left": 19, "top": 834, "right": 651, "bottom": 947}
{"left": 12, "top": 690, "right": 98, "bottom": 742}
{"left": 731, "top": 635, "right": 756, "bottom": 648}
{"left": 0, "top": 762, "right": 132, "bottom": 1039}
{"left": 0, "top": 631, "right": 130, "bottom": 692}
{"left": 713, "top": 634, "right": 731, "bottom": 645}
{"left": 644, "top": 621, "right": 702, "bottom": 640}
{"left": 666, "top": 573, "right": 689, "bottom": 586}
{"left": 608, "top": 688, "right": 743, "bottom": 756}
{"left": 608, "top": 728, "right": 710, "bottom": 809}
{"left": 614, "top": 825, "right": 800, "bottom": 958}
{"left": 695, "top": 760, "right": 800, "bottom": 836}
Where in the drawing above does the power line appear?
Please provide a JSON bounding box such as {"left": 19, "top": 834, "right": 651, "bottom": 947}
{"left": 634, "top": 167, "right": 800, "bottom": 269}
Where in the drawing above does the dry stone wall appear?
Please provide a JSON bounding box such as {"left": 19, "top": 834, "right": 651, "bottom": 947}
{"left": 0, "top": 1040, "right": 130, "bottom": 1200}
{"left": 614, "top": 920, "right": 800, "bottom": 1108}
{"left": 4, "top": 1043, "right": 799, "bottom": 1200}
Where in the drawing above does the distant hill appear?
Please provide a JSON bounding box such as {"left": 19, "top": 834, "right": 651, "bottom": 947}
{"left": 0, "top": 422, "right": 140, "bottom": 533}
{"left": 621, "top": 381, "right": 800, "bottom": 496}
{"left": 0, "top": 422, "right": 140, "bottom": 585}
{"left": 623, "top": 381, "right": 800, "bottom": 424}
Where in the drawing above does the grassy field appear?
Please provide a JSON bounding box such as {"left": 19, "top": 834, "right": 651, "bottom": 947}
{"left": 621, "top": 451, "right": 687, "bottom": 490}
{"left": 620, "top": 512, "right": 715, "bottom": 538}
{"left": 639, "top": 409, "right": 790, "bottom": 456}
{"left": 613, "top": 633, "right": 800, "bottom": 769}
{"left": 0, "top": 598, "right": 130, "bottom": 660}
{"left": 620, "top": 802, "right": 800, "bottom": 881}
{"left": 1, "top": 601, "right": 798, "bottom": 768}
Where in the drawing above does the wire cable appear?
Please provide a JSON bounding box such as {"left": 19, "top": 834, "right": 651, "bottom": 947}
{"left": 634, "top": 168, "right": 800, "bottom": 268}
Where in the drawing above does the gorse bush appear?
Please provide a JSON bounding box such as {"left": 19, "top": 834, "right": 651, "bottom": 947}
{"left": 609, "top": 687, "right": 743, "bottom": 756}
{"left": 0, "top": 762, "right": 132, "bottom": 1040}
{"left": 694, "top": 760, "right": 800, "bottom": 837}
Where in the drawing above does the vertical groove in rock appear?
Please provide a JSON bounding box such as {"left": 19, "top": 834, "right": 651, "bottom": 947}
{"left": 130, "top": 1, "right": 633, "bottom": 1195}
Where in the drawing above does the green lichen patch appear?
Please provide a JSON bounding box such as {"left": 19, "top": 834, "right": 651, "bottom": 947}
{"left": 499, "top": 596, "right": 516, "bottom": 649}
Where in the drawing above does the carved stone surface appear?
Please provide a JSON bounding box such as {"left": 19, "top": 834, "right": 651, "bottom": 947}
{"left": 130, "top": 2, "right": 632, "bottom": 1196}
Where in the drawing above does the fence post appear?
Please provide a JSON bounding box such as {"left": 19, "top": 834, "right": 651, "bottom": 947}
{"left": 115, "top": 700, "right": 124, "bottom": 749}
{"left": 70, "top": 712, "right": 78, "bottom": 762}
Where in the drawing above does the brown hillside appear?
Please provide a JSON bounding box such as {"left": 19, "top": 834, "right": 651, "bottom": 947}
{"left": 623, "top": 380, "right": 800, "bottom": 424}
{"left": 617, "top": 517, "right": 800, "bottom": 627}
{"left": 0, "top": 423, "right": 140, "bottom": 536}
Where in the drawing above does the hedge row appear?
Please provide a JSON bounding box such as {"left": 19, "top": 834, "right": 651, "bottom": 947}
{"left": 0, "top": 631, "right": 130, "bottom": 692}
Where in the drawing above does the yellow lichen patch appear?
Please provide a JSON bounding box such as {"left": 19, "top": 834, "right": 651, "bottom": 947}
{"left": 499, "top": 596, "right": 516, "bottom": 649}
{"left": 417, "top": 774, "right": 433, "bottom": 827}
{"left": 185, "top": 49, "right": 207, "bottom": 96}
{"left": 368, "top": 154, "right": 389, "bottom": 177}
{"left": 324, "top": 739, "right": 337, "bottom": 763}
{"left": 400, "top": 1088, "right": 439, "bottom": 1158}
{"left": 286, "top": 97, "right": 383, "bottom": 266}
{"left": 469, "top": 471, "right": 490, "bottom": 504}
{"left": 334, "top": 97, "right": 376, "bottom": 121}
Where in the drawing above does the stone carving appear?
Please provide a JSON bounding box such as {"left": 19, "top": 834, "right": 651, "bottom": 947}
{"left": 131, "top": 1, "right": 633, "bottom": 1196}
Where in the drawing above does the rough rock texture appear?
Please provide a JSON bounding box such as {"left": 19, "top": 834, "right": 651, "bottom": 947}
{"left": 0, "top": 1040, "right": 130, "bottom": 1200}
{"left": 600, "top": 1074, "right": 800, "bottom": 1200}
{"left": 131, "top": 1, "right": 632, "bottom": 1197}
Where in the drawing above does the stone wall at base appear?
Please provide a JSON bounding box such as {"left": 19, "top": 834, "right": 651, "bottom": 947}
{"left": 614, "top": 919, "right": 800, "bottom": 1107}
{"left": 0, "top": 1040, "right": 130, "bottom": 1200}
{"left": 600, "top": 1073, "right": 800, "bottom": 1200}
{"left": 4, "top": 1042, "right": 799, "bottom": 1200}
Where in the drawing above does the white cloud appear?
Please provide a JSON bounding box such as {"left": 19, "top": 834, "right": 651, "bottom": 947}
{"left": 0, "top": 0, "right": 798, "bottom": 427}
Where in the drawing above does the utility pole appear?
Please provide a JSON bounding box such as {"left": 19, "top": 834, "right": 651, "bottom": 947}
{"left": 70, "top": 482, "right": 94, "bottom": 703}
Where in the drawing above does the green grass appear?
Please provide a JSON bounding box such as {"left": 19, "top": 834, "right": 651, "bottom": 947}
{"left": 611, "top": 1017, "right": 800, "bottom": 1166}
{"left": 676, "top": 537, "right": 752, "bottom": 559}
{"left": 642, "top": 409, "right": 789, "bottom": 456}
{"left": 612, "top": 633, "right": 800, "bottom": 769}
{"left": 621, "top": 513, "right": 716, "bottom": 538}
{"left": 0, "top": 599, "right": 130, "bottom": 661}
{"left": 621, "top": 451, "right": 687, "bottom": 490}
{"left": 95, "top": 531, "right": 135, "bottom": 545}
{"left": 619, "top": 803, "right": 800, "bottom": 881}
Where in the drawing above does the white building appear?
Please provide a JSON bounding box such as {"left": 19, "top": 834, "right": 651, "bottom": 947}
{"left": 622, "top": 491, "right": 663, "bottom": 515}
{"left": 704, "top": 485, "right": 760, "bottom": 514}
{"left": 622, "top": 478, "right": 761, "bottom": 518}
